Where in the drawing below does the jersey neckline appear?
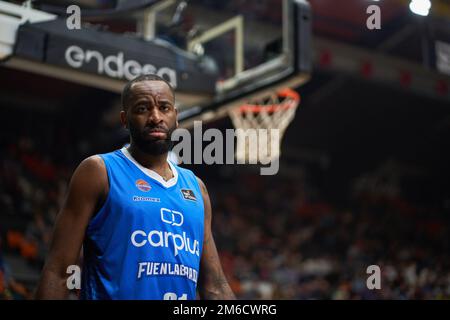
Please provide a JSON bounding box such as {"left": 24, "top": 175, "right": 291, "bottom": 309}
{"left": 120, "top": 147, "right": 179, "bottom": 189}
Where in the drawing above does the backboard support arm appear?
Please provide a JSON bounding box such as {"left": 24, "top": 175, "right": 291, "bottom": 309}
{"left": 137, "top": 0, "right": 176, "bottom": 40}
{"left": 187, "top": 15, "right": 244, "bottom": 79}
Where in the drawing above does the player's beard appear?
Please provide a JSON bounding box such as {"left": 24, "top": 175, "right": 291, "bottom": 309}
{"left": 128, "top": 122, "right": 176, "bottom": 155}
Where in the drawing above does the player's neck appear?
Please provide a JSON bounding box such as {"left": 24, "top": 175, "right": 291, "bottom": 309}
{"left": 127, "top": 144, "right": 173, "bottom": 180}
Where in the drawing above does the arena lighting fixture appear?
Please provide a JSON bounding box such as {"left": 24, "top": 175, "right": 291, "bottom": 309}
{"left": 409, "top": 0, "right": 432, "bottom": 16}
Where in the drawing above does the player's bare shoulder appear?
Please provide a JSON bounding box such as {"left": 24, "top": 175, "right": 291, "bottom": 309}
{"left": 78, "top": 155, "right": 106, "bottom": 174}
{"left": 195, "top": 176, "right": 212, "bottom": 220}
{"left": 195, "top": 176, "right": 210, "bottom": 199}
{"left": 68, "top": 155, "right": 109, "bottom": 201}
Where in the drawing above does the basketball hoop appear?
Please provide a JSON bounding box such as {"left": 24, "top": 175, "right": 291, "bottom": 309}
{"left": 228, "top": 88, "right": 300, "bottom": 164}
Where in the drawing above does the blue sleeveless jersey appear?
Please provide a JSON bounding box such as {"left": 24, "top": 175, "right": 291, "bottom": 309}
{"left": 80, "top": 147, "right": 204, "bottom": 300}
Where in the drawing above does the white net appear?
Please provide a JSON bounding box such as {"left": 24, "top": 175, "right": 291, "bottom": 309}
{"left": 228, "top": 89, "right": 300, "bottom": 164}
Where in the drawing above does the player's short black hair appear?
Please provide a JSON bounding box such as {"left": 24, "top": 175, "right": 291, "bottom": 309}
{"left": 121, "top": 74, "right": 175, "bottom": 110}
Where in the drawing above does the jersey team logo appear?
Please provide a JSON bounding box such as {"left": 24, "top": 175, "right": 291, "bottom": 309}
{"left": 135, "top": 179, "right": 151, "bottom": 192}
{"left": 160, "top": 208, "right": 184, "bottom": 227}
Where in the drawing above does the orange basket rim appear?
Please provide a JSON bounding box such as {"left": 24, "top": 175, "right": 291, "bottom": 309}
{"left": 238, "top": 88, "right": 300, "bottom": 113}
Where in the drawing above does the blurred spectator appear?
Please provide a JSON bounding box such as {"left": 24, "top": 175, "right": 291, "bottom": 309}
{"left": 0, "top": 238, "right": 32, "bottom": 300}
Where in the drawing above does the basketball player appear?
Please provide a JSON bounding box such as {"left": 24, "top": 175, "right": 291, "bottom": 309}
{"left": 35, "top": 74, "right": 235, "bottom": 300}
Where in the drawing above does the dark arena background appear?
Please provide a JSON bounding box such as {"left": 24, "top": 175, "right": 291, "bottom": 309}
{"left": 1, "top": 0, "right": 450, "bottom": 301}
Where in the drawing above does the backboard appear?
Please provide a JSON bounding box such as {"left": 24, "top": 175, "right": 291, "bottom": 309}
{"left": 167, "top": 0, "right": 313, "bottom": 127}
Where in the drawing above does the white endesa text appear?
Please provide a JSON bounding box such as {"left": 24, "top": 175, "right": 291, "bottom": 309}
{"left": 64, "top": 45, "right": 177, "bottom": 85}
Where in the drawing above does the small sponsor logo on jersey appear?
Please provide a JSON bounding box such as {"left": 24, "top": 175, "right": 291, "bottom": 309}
{"left": 181, "top": 189, "right": 197, "bottom": 202}
{"left": 132, "top": 196, "right": 160, "bottom": 202}
{"left": 136, "top": 179, "right": 151, "bottom": 192}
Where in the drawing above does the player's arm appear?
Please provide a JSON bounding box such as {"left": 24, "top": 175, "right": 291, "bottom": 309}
{"left": 196, "top": 178, "right": 235, "bottom": 300}
{"left": 35, "top": 156, "right": 107, "bottom": 299}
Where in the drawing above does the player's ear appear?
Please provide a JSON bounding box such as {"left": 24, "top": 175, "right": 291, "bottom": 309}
{"left": 120, "top": 110, "right": 128, "bottom": 128}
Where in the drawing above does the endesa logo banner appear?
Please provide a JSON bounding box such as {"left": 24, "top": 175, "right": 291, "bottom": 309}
{"left": 64, "top": 45, "right": 178, "bottom": 86}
